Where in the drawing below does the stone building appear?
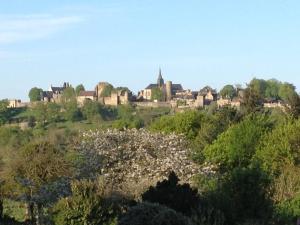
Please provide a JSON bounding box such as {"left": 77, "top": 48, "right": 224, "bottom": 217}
{"left": 139, "top": 69, "right": 183, "bottom": 101}
{"left": 77, "top": 91, "right": 97, "bottom": 106}
{"left": 8, "top": 99, "right": 25, "bottom": 108}
{"left": 42, "top": 82, "right": 70, "bottom": 103}
{"left": 95, "top": 82, "right": 131, "bottom": 106}
{"left": 194, "top": 86, "right": 218, "bottom": 107}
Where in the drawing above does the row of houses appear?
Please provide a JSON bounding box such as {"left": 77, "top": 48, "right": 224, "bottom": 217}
{"left": 7, "top": 70, "right": 286, "bottom": 110}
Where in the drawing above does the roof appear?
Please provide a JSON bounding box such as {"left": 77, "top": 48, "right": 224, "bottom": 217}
{"left": 145, "top": 84, "right": 158, "bottom": 89}
{"left": 199, "top": 86, "right": 217, "bottom": 96}
{"left": 42, "top": 91, "right": 53, "bottom": 98}
{"left": 50, "top": 87, "right": 65, "bottom": 93}
{"left": 172, "top": 84, "right": 183, "bottom": 91}
{"left": 78, "top": 91, "right": 96, "bottom": 97}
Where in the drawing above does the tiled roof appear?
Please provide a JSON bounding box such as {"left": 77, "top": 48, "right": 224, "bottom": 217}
{"left": 78, "top": 91, "right": 96, "bottom": 97}
{"left": 145, "top": 84, "right": 158, "bottom": 89}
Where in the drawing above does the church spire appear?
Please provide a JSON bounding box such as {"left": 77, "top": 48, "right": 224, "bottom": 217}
{"left": 157, "top": 67, "right": 164, "bottom": 87}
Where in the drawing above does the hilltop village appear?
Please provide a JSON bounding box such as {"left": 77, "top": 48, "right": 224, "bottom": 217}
{"left": 8, "top": 69, "right": 284, "bottom": 110}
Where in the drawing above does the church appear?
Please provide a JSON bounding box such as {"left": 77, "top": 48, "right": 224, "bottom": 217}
{"left": 139, "top": 69, "right": 183, "bottom": 101}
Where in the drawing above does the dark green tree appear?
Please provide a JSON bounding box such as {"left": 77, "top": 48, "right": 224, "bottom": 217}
{"left": 0, "top": 100, "right": 8, "bottom": 125}
{"left": 64, "top": 100, "right": 82, "bottom": 122}
{"left": 142, "top": 171, "right": 200, "bottom": 216}
{"left": 118, "top": 202, "right": 191, "bottom": 225}
{"left": 241, "top": 82, "right": 264, "bottom": 114}
{"left": 75, "top": 84, "right": 85, "bottom": 96}
{"left": 28, "top": 87, "right": 43, "bottom": 102}
{"left": 278, "top": 82, "right": 297, "bottom": 102}
{"left": 81, "top": 100, "right": 102, "bottom": 122}
{"left": 220, "top": 85, "right": 237, "bottom": 100}
{"left": 53, "top": 179, "right": 122, "bottom": 225}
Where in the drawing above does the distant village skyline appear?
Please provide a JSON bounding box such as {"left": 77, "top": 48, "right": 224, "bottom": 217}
{"left": 0, "top": 69, "right": 299, "bottom": 101}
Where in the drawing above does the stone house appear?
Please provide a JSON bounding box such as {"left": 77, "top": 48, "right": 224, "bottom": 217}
{"left": 77, "top": 91, "right": 97, "bottom": 106}
{"left": 42, "top": 82, "right": 70, "bottom": 103}
{"left": 194, "top": 86, "right": 218, "bottom": 107}
{"left": 95, "top": 82, "right": 131, "bottom": 106}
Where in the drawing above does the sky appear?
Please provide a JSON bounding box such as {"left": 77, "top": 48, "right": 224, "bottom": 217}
{"left": 1, "top": 0, "right": 300, "bottom": 101}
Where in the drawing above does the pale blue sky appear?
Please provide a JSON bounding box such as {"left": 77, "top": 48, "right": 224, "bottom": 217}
{"left": 1, "top": 0, "right": 300, "bottom": 100}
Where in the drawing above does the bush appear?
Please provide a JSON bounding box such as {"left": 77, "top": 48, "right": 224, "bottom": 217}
{"left": 142, "top": 171, "right": 200, "bottom": 216}
{"left": 118, "top": 202, "right": 191, "bottom": 225}
{"left": 150, "top": 110, "right": 203, "bottom": 139}
{"left": 203, "top": 115, "right": 271, "bottom": 171}
{"left": 53, "top": 179, "right": 120, "bottom": 225}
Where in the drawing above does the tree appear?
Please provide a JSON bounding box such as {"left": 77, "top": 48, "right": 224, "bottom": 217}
{"left": 241, "top": 82, "right": 264, "bottom": 114}
{"left": 118, "top": 202, "right": 191, "bottom": 225}
{"left": 47, "top": 102, "right": 61, "bottom": 123}
{"left": 53, "top": 179, "right": 123, "bottom": 225}
{"left": 29, "top": 87, "right": 43, "bottom": 102}
{"left": 64, "top": 100, "right": 82, "bottom": 122}
{"left": 255, "top": 120, "right": 300, "bottom": 176}
{"left": 249, "top": 78, "right": 268, "bottom": 98}
{"left": 142, "top": 171, "right": 200, "bottom": 216}
{"left": 75, "top": 84, "right": 85, "bottom": 96}
{"left": 61, "top": 87, "right": 76, "bottom": 103}
{"left": 32, "top": 102, "right": 48, "bottom": 126}
{"left": 222, "top": 167, "right": 272, "bottom": 224}
{"left": 82, "top": 100, "right": 102, "bottom": 122}
{"left": 203, "top": 115, "right": 271, "bottom": 171}
{"left": 0, "top": 100, "right": 8, "bottom": 125}
{"left": 265, "top": 79, "right": 281, "bottom": 99}
{"left": 151, "top": 87, "right": 164, "bottom": 101}
{"left": 286, "top": 93, "right": 300, "bottom": 119}
{"left": 220, "top": 85, "right": 237, "bottom": 100}
{"left": 150, "top": 110, "right": 203, "bottom": 139}
{"left": 2, "top": 140, "right": 72, "bottom": 224}
{"left": 278, "top": 82, "right": 297, "bottom": 102}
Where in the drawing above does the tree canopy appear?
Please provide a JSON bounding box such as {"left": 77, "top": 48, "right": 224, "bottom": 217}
{"left": 28, "top": 87, "right": 43, "bottom": 102}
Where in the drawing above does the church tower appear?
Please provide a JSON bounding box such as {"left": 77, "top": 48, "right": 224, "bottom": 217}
{"left": 157, "top": 68, "right": 164, "bottom": 87}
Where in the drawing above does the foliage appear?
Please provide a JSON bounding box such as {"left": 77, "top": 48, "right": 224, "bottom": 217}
{"left": 220, "top": 85, "right": 237, "bottom": 100}
{"left": 0, "top": 99, "right": 9, "bottom": 125}
{"left": 192, "top": 107, "right": 241, "bottom": 162}
{"left": 112, "top": 105, "right": 144, "bottom": 129}
{"left": 53, "top": 179, "right": 121, "bottom": 225}
{"left": 278, "top": 82, "right": 297, "bottom": 102}
{"left": 64, "top": 100, "right": 82, "bottom": 122}
{"left": 81, "top": 100, "right": 102, "bottom": 122}
{"left": 241, "top": 82, "right": 264, "bottom": 114}
{"left": 142, "top": 171, "right": 200, "bottom": 216}
{"left": 2, "top": 140, "right": 72, "bottom": 222}
{"left": 61, "top": 87, "right": 76, "bottom": 103}
{"left": 203, "top": 115, "right": 271, "bottom": 171}
{"left": 151, "top": 87, "right": 164, "bottom": 101}
{"left": 0, "top": 126, "right": 32, "bottom": 148}
{"left": 150, "top": 110, "right": 202, "bottom": 139}
{"left": 255, "top": 119, "right": 300, "bottom": 176}
{"left": 75, "top": 84, "right": 85, "bottom": 96}
{"left": 28, "top": 87, "right": 43, "bottom": 102}
{"left": 275, "top": 194, "right": 300, "bottom": 225}
{"left": 101, "top": 84, "right": 114, "bottom": 97}
{"left": 118, "top": 202, "right": 191, "bottom": 225}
